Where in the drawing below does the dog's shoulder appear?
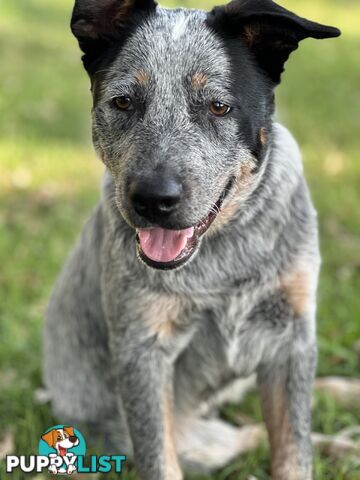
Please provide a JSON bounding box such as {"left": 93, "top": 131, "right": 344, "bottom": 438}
{"left": 269, "top": 122, "right": 304, "bottom": 198}
{"left": 272, "top": 123, "right": 303, "bottom": 174}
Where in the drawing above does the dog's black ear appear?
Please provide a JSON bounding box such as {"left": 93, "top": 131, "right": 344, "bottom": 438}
{"left": 71, "top": 0, "right": 157, "bottom": 73}
{"left": 207, "top": 0, "right": 341, "bottom": 84}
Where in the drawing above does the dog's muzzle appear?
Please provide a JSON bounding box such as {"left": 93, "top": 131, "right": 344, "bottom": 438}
{"left": 136, "top": 177, "right": 235, "bottom": 270}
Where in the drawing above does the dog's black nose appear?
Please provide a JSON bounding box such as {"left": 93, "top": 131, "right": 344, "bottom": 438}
{"left": 129, "top": 177, "right": 182, "bottom": 221}
{"left": 69, "top": 435, "right": 77, "bottom": 443}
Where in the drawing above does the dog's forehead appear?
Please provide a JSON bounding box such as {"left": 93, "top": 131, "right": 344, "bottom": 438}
{"left": 107, "top": 8, "right": 231, "bottom": 86}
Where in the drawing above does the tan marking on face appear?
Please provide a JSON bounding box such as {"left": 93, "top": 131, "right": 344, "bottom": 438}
{"left": 260, "top": 386, "right": 305, "bottom": 480}
{"left": 163, "top": 393, "right": 182, "bottom": 480}
{"left": 191, "top": 72, "right": 208, "bottom": 88}
{"left": 280, "top": 266, "right": 315, "bottom": 318}
{"left": 144, "top": 294, "right": 184, "bottom": 343}
{"left": 260, "top": 127, "right": 267, "bottom": 146}
{"left": 210, "top": 158, "right": 256, "bottom": 234}
{"left": 135, "top": 70, "right": 150, "bottom": 87}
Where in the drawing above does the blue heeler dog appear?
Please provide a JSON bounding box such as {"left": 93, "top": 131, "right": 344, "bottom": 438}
{"left": 43, "top": 1, "right": 340, "bottom": 478}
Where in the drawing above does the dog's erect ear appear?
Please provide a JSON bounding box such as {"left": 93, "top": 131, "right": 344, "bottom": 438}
{"left": 63, "top": 426, "right": 75, "bottom": 437}
{"left": 207, "top": 0, "right": 341, "bottom": 84}
{"left": 71, "top": 0, "right": 157, "bottom": 72}
{"left": 41, "top": 429, "right": 57, "bottom": 448}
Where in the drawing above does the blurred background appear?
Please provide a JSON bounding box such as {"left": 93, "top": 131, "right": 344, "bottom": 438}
{"left": 0, "top": 0, "right": 359, "bottom": 478}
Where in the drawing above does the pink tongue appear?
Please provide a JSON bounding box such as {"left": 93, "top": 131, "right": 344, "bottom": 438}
{"left": 59, "top": 446, "right": 66, "bottom": 456}
{"left": 137, "top": 227, "right": 194, "bottom": 263}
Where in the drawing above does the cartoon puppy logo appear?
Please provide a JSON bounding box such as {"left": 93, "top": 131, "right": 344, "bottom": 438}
{"left": 41, "top": 426, "right": 79, "bottom": 474}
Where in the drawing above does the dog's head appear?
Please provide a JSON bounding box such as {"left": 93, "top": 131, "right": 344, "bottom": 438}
{"left": 71, "top": 0, "right": 339, "bottom": 270}
{"left": 41, "top": 426, "right": 79, "bottom": 454}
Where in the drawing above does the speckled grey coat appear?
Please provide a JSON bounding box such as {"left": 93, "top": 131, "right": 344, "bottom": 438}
{"left": 44, "top": 1, "right": 340, "bottom": 479}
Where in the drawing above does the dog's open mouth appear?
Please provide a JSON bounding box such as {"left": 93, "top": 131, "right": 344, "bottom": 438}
{"left": 136, "top": 177, "right": 234, "bottom": 270}
{"left": 58, "top": 446, "right": 67, "bottom": 456}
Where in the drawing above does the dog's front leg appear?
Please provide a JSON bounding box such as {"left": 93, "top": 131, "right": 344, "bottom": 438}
{"left": 257, "top": 332, "right": 317, "bottom": 480}
{"left": 111, "top": 331, "right": 182, "bottom": 480}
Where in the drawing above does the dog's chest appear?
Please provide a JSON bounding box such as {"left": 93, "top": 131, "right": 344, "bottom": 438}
{"left": 188, "top": 291, "right": 261, "bottom": 374}
{"left": 212, "top": 294, "right": 259, "bottom": 373}
{"left": 186, "top": 285, "right": 288, "bottom": 377}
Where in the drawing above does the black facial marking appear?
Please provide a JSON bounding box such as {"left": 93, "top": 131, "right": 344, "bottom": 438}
{"left": 209, "top": 34, "right": 274, "bottom": 163}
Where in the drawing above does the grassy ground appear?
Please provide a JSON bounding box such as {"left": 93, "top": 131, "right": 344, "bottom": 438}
{"left": 0, "top": 0, "right": 359, "bottom": 478}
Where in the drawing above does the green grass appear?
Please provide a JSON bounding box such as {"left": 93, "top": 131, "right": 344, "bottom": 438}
{"left": 0, "top": 0, "right": 359, "bottom": 478}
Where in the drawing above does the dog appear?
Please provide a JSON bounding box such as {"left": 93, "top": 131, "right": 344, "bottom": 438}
{"left": 43, "top": 1, "right": 340, "bottom": 478}
{"left": 41, "top": 426, "right": 79, "bottom": 474}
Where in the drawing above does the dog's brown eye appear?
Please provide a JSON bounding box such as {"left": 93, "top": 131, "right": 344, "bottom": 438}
{"left": 209, "top": 101, "right": 231, "bottom": 116}
{"left": 114, "top": 96, "right": 132, "bottom": 111}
